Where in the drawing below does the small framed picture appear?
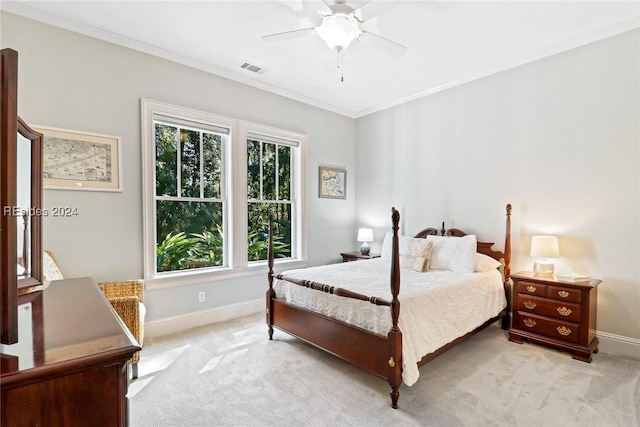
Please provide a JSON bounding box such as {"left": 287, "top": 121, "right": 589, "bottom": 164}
{"left": 36, "top": 126, "right": 122, "bottom": 192}
{"left": 318, "top": 166, "right": 346, "bottom": 199}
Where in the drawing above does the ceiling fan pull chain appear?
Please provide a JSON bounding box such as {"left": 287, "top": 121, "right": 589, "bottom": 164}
{"left": 338, "top": 48, "right": 344, "bottom": 82}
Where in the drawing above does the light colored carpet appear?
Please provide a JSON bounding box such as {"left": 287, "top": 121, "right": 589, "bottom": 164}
{"left": 129, "top": 313, "right": 639, "bottom": 426}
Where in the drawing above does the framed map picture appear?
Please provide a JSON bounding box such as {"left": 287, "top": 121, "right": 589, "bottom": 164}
{"left": 318, "top": 166, "right": 346, "bottom": 199}
{"left": 37, "top": 126, "right": 122, "bottom": 191}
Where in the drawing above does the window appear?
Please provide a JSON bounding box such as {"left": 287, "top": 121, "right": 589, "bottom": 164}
{"left": 154, "top": 120, "right": 227, "bottom": 273}
{"left": 141, "top": 99, "right": 307, "bottom": 285}
{"left": 247, "top": 134, "right": 296, "bottom": 262}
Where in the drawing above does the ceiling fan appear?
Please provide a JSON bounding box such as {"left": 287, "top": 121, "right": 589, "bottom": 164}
{"left": 262, "top": 0, "right": 407, "bottom": 81}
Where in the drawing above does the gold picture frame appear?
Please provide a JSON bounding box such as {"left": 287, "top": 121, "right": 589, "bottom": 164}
{"left": 36, "top": 126, "right": 122, "bottom": 192}
{"left": 318, "top": 166, "right": 346, "bottom": 199}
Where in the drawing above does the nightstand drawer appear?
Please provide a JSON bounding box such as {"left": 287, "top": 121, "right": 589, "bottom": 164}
{"left": 516, "top": 294, "right": 581, "bottom": 322}
{"left": 516, "top": 281, "right": 547, "bottom": 297}
{"left": 548, "top": 285, "right": 581, "bottom": 303}
{"left": 516, "top": 313, "right": 580, "bottom": 344}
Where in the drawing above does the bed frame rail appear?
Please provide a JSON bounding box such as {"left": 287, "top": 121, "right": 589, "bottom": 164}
{"left": 274, "top": 275, "right": 392, "bottom": 307}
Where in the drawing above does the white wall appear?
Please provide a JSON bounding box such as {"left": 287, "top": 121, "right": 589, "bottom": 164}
{"left": 1, "top": 12, "right": 357, "bottom": 321}
{"left": 356, "top": 30, "right": 640, "bottom": 340}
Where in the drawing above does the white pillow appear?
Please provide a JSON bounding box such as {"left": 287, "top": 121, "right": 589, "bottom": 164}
{"left": 426, "top": 234, "right": 477, "bottom": 273}
{"left": 381, "top": 231, "right": 393, "bottom": 260}
{"left": 382, "top": 231, "right": 412, "bottom": 260}
{"left": 475, "top": 253, "right": 502, "bottom": 272}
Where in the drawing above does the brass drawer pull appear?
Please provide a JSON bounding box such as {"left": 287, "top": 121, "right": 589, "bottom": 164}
{"left": 557, "top": 326, "right": 572, "bottom": 336}
{"left": 557, "top": 307, "right": 572, "bottom": 316}
{"left": 526, "top": 285, "right": 537, "bottom": 293}
{"left": 523, "top": 301, "right": 537, "bottom": 310}
{"left": 558, "top": 290, "right": 570, "bottom": 298}
{"left": 524, "top": 319, "right": 536, "bottom": 328}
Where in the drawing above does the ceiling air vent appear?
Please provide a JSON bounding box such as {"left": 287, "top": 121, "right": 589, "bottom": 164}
{"left": 240, "top": 62, "right": 267, "bottom": 75}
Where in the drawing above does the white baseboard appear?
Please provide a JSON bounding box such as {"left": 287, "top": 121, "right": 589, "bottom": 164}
{"left": 145, "top": 298, "right": 263, "bottom": 339}
{"left": 145, "top": 301, "right": 639, "bottom": 360}
{"left": 597, "top": 331, "right": 640, "bottom": 359}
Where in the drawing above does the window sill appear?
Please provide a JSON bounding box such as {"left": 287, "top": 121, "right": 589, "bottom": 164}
{"left": 145, "top": 258, "right": 309, "bottom": 291}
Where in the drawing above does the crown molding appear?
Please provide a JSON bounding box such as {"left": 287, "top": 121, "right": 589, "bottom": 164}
{"left": 354, "top": 17, "right": 640, "bottom": 118}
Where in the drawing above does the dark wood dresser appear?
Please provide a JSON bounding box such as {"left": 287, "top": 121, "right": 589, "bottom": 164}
{"left": 508, "top": 271, "right": 601, "bottom": 362}
{"left": 0, "top": 277, "right": 140, "bottom": 426}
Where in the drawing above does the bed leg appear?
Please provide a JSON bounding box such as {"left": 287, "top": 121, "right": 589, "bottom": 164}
{"left": 390, "top": 387, "right": 400, "bottom": 409}
{"left": 388, "top": 330, "right": 402, "bottom": 409}
{"left": 501, "top": 315, "right": 510, "bottom": 330}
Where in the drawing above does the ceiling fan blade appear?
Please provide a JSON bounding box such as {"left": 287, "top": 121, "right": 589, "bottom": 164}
{"left": 300, "top": 0, "right": 327, "bottom": 26}
{"left": 263, "top": 28, "right": 315, "bottom": 43}
{"left": 358, "top": 31, "right": 407, "bottom": 57}
{"left": 353, "top": 0, "right": 398, "bottom": 22}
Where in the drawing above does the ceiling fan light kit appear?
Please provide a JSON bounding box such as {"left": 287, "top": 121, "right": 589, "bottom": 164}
{"left": 315, "top": 11, "right": 361, "bottom": 51}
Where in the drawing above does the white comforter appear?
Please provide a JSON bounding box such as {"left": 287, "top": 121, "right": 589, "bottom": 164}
{"left": 274, "top": 258, "right": 506, "bottom": 386}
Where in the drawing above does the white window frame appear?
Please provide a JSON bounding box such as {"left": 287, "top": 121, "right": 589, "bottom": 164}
{"left": 241, "top": 122, "right": 307, "bottom": 266}
{"left": 141, "top": 99, "right": 307, "bottom": 290}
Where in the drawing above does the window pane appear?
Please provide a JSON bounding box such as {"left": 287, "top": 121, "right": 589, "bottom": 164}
{"left": 155, "top": 124, "right": 177, "bottom": 197}
{"left": 180, "top": 129, "right": 200, "bottom": 198}
{"left": 203, "top": 132, "right": 221, "bottom": 199}
{"left": 278, "top": 145, "right": 290, "bottom": 201}
{"left": 247, "top": 139, "right": 261, "bottom": 200}
{"left": 156, "top": 200, "right": 223, "bottom": 272}
{"left": 263, "top": 143, "right": 276, "bottom": 200}
{"left": 247, "top": 202, "right": 291, "bottom": 261}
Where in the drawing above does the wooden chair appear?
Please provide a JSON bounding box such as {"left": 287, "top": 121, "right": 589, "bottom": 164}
{"left": 42, "top": 251, "right": 145, "bottom": 379}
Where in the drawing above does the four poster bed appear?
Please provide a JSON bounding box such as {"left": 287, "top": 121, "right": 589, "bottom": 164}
{"left": 266, "top": 204, "right": 512, "bottom": 408}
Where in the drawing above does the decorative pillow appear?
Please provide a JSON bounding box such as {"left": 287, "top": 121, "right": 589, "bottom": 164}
{"left": 426, "top": 234, "right": 477, "bottom": 273}
{"left": 382, "top": 232, "right": 432, "bottom": 271}
{"left": 475, "top": 253, "right": 502, "bottom": 272}
{"left": 400, "top": 240, "right": 433, "bottom": 272}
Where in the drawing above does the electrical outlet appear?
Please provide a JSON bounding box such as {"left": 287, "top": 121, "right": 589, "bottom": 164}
{"left": 198, "top": 291, "right": 205, "bottom": 303}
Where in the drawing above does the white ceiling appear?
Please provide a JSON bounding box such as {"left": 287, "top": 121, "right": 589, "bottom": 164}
{"left": 2, "top": 1, "right": 639, "bottom": 118}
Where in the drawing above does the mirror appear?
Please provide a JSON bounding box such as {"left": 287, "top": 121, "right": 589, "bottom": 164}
{"left": 16, "top": 117, "right": 43, "bottom": 292}
{"left": 16, "top": 131, "right": 31, "bottom": 277}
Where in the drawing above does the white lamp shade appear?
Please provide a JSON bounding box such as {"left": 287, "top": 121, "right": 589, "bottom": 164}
{"left": 357, "top": 228, "right": 373, "bottom": 242}
{"left": 530, "top": 236, "right": 560, "bottom": 258}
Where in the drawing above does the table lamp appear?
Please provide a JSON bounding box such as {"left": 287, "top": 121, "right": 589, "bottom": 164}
{"left": 357, "top": 228, "right": 373, "bottom": 255}
{"left": 530, "top": 235, "right": 559, "bottom": 275}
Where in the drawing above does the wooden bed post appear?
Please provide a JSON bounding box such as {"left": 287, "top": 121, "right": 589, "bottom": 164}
{"left": 388, "top": 207, "right": 402, "bottom": 409}
{"left": 266, "top": 213, "right": 275, "bottom": 340}
{"left": 502, "top": 204, "right": 512, "bottom": 330}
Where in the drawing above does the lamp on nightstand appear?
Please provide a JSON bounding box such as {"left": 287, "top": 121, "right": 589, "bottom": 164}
{"left": 357, "top": 228, "right": 373, "bottom": 256}
{"left": 530, "top": 235, "right": 559, "bottom": 275}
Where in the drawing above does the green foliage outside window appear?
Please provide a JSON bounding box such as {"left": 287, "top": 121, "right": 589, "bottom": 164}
{"left": 247, "top": 139, "right": 292, "bottom": 261}
{"left": 155, "top": 123, "right": 224, "bottom": 273}
{"left": 154, "top": 124, "right": 292, "bottom": 273}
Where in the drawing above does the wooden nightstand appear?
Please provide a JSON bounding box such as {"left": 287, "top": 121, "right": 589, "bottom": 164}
{"left": 340, "top": 252, "right": 381, "bottom": 262}
{"left": 508, "top": 271, "right": 601, "bottom": 362}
